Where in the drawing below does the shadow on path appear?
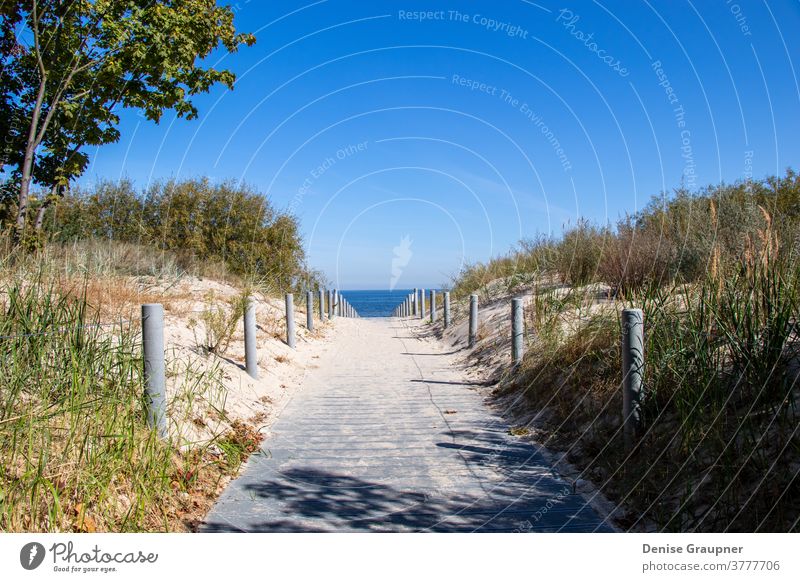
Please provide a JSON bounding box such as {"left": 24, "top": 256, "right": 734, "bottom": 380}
{"left": 202, "top": 467, "right": 611, "bottom": 532}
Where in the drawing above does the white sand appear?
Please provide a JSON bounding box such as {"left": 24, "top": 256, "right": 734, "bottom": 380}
{"left": 142, "top": 276, "right": 337, "bottom": 449}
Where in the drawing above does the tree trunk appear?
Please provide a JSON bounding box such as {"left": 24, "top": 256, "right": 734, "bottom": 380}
{"left": 34, "top": 185, "right": 59, "bottom": 232}
{"left": 15, "top": 78, "right": 47, "bottom": 242}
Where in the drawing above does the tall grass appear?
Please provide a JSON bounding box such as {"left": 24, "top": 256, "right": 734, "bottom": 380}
{"left": 493, "top": 212, "right": 800, "bottom": 531}
{"left": 631, "top": 212, "right": 800, "bottom": 531}
{"left": 471, "top": 173, "right": 800, "bottom": 531}
{"left": 0, "top": 272, "right": 178, "bottom": 531}
{"left": 0, "top": 258, "right": 263, "bottom": 531}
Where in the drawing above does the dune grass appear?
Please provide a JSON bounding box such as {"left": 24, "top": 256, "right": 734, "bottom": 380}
{"left": 0, "top": 272, "right": 176, "bottom": 531}
{"left": 456, "top": 174, "right": 800, "bottom": 531}
{"left": 0, "top": 246, "right": 265, "bottom": 532}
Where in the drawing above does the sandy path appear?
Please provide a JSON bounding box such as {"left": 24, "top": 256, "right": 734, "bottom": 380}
{"left": 202, "top": 316, "right": 610, "bottom": 532}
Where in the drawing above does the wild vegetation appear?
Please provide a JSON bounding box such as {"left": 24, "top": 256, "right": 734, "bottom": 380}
{"left": 450, "top": 170, "right": 800, "bottom": 531}
{"left": 0, "top": 2, "right": 329, "bottom": 532}
{"left": 0, "top": 1, "right": 254, "bottom": 242}
{"left": 29, "top": 178, "right": 321, "bottom": 292}
{"left": 0, "top": 255, "right": 253, "bottom": 532}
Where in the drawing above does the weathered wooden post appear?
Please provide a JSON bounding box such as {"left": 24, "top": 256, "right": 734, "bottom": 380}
{"left": 412, "top": 288, "right": 418, "bottom": 316}
{"left": 319, "top": 289, "right": 325, "bottom": 320}
{"left": 622, "top": 308, "right": 644, "bottom": 449}
{"left": 244, "top": 297, "right": 258, "bottom": 379}
{"left": 419, "top": 288, "right": 426, "bottom": 319}
{"left": 469, "top": 294, "right": 478, "bottom": 348}
{"left": 141, "top": 304, "right": 167, "bottom": 438}
{"left": 430, "top": 290, "right": 437, "bottom": 323}
{"left": 306, "top": 291, "right": 314, "bottom": 331}
{"left": 512, "top": 297, "right": 524, "bottom": 366}
{"left": 285, "top": 293, "right": 296, "bottom": 348}
{"left": 443, "top": 292, "right": 451, "bottom": 328}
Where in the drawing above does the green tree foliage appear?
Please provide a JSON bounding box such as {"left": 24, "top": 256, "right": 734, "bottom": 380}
{"left": 49, "top": 179, "right": 313, "bottom": 291}
{"left": 0, "top": 1, "right": 254, "bottom": 241}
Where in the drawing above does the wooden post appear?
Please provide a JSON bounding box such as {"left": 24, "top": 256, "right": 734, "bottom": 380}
{"left": 141, "top": 304, "right": 167, "bottom": 438}
{"left": 244, "top": 297, "right": 258, "bottom": 379}
{"left": 512, "top": 298, "right": 524, "bottom": 366}
{"left": 622, "top": 308, "right": 644, "bottom": 449}
{"left": 285, "top": 293, "right": 296, "bottom": 348}
{"left": 469, "top": 294, "right": 478, "bottom": 348}
{"left": 306, "top": 291, "right": 314, "bottom": 331}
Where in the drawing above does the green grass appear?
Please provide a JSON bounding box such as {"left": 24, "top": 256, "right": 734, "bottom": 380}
{"left": 0, "top": 263, "right": 264, "bottom": 532}
{"left": 0, "top": 272, "right": 177, "bottom": 531}
{"left": 476, "top": 191, "right": 800, "bottom": 531}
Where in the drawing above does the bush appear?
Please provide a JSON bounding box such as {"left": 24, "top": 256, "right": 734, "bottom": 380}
{"left": 449, "top": 170, "right": 800, "bottom": 297}
{"left": 597, "top": 219, "right": 677, "bottom": 296}
{"left": 553, "top": 218, "right": 608, "bottom": 286}
{"left": 41, "top": 178, "right": 318, "bottom": 291}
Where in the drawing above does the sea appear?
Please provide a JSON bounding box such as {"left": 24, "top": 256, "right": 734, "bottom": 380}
{"left": 338, "top": 289, "right": 425, "bottom": 318}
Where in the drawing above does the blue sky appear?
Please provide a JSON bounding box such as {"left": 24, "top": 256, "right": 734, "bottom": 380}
{"left": 83, "top": 0, "right": 800, "bottom": 289}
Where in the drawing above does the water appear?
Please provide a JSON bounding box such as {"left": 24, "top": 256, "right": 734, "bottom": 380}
{"left": 338, "top": 289, "right": 417, "bottom": 318}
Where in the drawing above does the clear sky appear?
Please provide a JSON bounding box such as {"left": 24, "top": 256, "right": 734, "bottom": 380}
{"left": 82, "top": 0, "right": 800, "bottom": 289}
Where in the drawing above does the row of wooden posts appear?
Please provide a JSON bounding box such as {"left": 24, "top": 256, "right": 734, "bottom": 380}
{"left": 392, "top": 289, "right": 645, "bottom": 449}
{"left": 141, "top": 289, "right": 359, "bottom": 439}
{"left": 142, "top": 290, "right": 644, "bottom": 448}
{"left": 390, "top": 289, "right": 483, "bottom": 350}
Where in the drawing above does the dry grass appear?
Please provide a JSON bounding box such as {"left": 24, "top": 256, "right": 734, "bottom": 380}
{"left": 0, "top": 241, "right": 292, "bottom": 532}
{"left": 459, "top": 206, "right": 800, "bottom": 532}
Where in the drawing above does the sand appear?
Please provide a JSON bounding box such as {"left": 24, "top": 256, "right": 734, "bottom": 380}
{"left": 138, "top": 275, "right": 338, "bottom": 450}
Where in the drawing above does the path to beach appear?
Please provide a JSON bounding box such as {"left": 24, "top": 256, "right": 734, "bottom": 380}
{"left": 203, "top": 317, "right": 611, "bottom": 532}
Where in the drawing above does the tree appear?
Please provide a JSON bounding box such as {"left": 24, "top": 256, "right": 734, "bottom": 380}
{"left": 1, "top": 0, "right": 254, "bottom": 242}
{"left": 0, "top": 3, "right": 24, "bottom": 177}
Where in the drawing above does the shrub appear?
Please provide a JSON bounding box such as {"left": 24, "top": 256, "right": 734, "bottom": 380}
{"left": 553, "top": 218, "right": 609, "bottom": 286}
{"left": 597, "top": 219, "right": 677, "bottom": 296}
{"left": 40, "top": 178, "right": 319, "bottom": 291}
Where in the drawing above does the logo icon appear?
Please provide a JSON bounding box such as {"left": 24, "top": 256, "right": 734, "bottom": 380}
{"left": 20, "top": 542, "right": 46, "bottom": 570}
{"left": 390, "top": 235, "right": 413, "bottom": 291}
